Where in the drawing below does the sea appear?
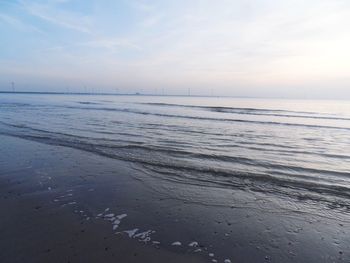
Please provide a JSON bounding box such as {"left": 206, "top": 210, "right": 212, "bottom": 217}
{"left": 1, "top": 94, "right": 350, "bottom": 211}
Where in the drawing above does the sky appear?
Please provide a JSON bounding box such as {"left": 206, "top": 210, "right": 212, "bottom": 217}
{"left": 0, "top": 0, "right": 350, "bottom": 98}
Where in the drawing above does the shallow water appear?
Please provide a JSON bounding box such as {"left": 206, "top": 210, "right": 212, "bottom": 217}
{"left": 1, "top": 94, "right": 350, "bottom": 211}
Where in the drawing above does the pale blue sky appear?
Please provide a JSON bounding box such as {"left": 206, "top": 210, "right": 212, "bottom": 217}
{"left": 0, "top": 0, "right": 349, "bottom": 98}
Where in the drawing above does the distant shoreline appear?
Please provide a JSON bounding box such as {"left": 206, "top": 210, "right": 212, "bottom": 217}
{"left": 0, "top": 91, "right": 221, "bottom": 98}
{"left": 1, "top": 91, "right": 349, "bottom": 100}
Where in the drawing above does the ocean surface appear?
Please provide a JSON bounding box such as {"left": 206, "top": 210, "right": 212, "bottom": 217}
{"left": 1, "top": 94, "right": 350, "bottom": 211}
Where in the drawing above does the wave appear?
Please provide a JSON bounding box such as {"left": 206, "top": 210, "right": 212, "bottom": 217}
{"left": 141, "top": 102, "right": 350, "bottom": 121}
{"left": 77, "top": 101, "right": 101, "bottom": 105}
{"left": 64, "top": 105, "right": 350, "bottom": 131}
{"left": 141, "top": 102, "right": 316, "bottom": 114}
{"left": 0, "top": 102, "right": 33, "bottom": 107}
{"left": 2, "top": 119, "right": 350, "bottom": 164}
{"left": 141, "top": 163, "right": 350, "bottom": 200}
{"left": 6, "top": 101, "right": 346, "bottom": 131}
{"left": 1, "top": 121, "right": 350, "bottom": 204}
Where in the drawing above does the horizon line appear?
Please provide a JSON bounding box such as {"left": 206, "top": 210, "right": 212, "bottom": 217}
{"left": 1, "top": 91, "right": 350, "bottom": 101}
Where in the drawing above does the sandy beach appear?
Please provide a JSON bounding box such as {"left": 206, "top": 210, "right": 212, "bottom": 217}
{"left": 1, "top": 134, "right": 349, "bottom": 263}
{"left": 0, "top": 134, "right": 207, "bottom": 263}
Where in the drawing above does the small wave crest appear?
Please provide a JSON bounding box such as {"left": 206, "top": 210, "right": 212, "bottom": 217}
{"left": 1, "top": 120, "right": 350, "bottom": 209}
{"left": 141, "top": 102, "right": 350, "bottom": 121}
{"left": 61, "top": 105, "right": 350, "bottom": 131}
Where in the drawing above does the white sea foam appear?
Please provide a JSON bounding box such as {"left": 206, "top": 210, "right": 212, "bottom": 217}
{"left": 134, "top": 230, "right": 153, "bottom": 239}
{"left": 171, "top": 241, "right": 182, "bottom": 246}
{"left": 116, "top": 213, "right": 127, "bottom": 219}
{"left": 124, "top": 228, "right": 139, "bottom": 237}
{"left": 188, "top": 241, "right": 198, "bottom": 247}
{"left": 134, "top": 230, "right": 154, "bottom": 242}
{"left": 104, "top": 213, "right": 114, "bottom": 218}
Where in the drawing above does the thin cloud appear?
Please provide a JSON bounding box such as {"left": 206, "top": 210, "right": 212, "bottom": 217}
{"left": 0, "top": 13, "right": 43, "bottom": 33}
{"left": 140, "top": 14, "right": 164, "bottom": 27}
{"left": 80, "top": 38, "right": 142, "bottom": 51}
{"left": 128, "top": 0, "right": 155, "bottom": 12}
{"left": 20, "top": 1, "right": 92, "bottom": 33}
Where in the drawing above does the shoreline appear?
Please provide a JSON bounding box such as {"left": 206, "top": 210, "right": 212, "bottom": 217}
{"left": 0, "top": 134, "right": 349, "bottom": 262}
{"left": 0, "top": 134, "right": 206, "bottom": 263}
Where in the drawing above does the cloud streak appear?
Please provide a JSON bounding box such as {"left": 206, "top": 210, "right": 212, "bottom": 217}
{"left": 20, "top": 0, "right": 92, "bottom": 33}
{"left": 0, "top": 13, "right": 42, "bottom": 33}
{"left": 80, "top": 38, "right": 142, "bottom": 51}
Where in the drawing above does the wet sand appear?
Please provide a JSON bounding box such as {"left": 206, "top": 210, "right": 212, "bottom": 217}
{"left": 0, "top": 134, "right": 349, "bottom": 263}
